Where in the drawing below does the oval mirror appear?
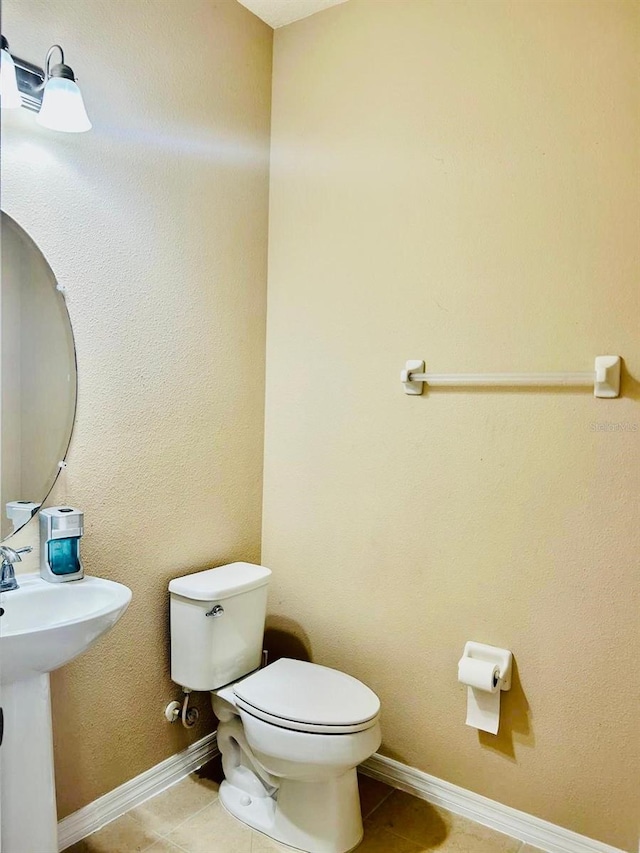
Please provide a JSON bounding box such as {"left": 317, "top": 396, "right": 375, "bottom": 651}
{"left": 1, "top": 212, "right": 77, "bottom": 541}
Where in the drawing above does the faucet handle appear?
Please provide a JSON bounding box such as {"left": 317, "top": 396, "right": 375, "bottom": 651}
{"left": 0, "top": 546, "right": 29, "bottom": 592}
{"left": 0, "top": 545, "right": 32, "bottom": 564}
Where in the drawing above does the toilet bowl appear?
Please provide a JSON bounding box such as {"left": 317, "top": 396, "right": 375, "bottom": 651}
{"left": 169, "top": 564, "right": 382, "bottom": 853}
{"left": 213, "top": 658, "right": 381, "bottom": 852}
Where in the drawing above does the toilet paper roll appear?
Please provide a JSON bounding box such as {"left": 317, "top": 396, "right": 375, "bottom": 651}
{"left": 457, "top": 658, "right": 500, "bottom": 693}
{"left": 458, "top": 658, "right": 502, "bottom": 735}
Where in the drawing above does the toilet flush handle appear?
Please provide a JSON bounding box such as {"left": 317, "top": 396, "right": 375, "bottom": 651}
{"left": 206, "top": 604, "right": 224, "bottom": 618}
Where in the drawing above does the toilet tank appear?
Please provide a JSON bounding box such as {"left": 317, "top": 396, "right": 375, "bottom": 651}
{"left": 169, "top": 562, "right": 271, "bottom": 691}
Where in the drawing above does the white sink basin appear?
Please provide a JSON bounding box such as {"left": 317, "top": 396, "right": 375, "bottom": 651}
{"left": 0, "top": 573, "right": 132, "bottom": 684}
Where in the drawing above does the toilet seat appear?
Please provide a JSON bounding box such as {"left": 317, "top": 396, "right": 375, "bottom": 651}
{"left": 233, "top": 658, "right": 380, "bottom": 735}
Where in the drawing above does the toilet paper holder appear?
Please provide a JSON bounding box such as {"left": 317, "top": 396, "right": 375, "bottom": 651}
{"left": 460, "top": 642, "right": 512, "bottom": 691}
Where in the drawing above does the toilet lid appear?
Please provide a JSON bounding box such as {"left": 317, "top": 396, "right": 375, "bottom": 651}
{"left": 233, "top": 658, "right": 380, "bottom": 733}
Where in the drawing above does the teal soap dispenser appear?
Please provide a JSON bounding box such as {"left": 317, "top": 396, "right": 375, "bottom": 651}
{"left": 39, "top": 507, "right": 84, "bottom": 582}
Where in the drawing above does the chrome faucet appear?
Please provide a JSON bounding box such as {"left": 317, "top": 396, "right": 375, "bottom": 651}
{"left": 0, "top": 546, "right": 33, "bottom": 592}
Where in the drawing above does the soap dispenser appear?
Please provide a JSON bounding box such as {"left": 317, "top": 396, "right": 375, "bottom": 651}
{"left": 39, "top": 507, "right": 84, "bottom": 582}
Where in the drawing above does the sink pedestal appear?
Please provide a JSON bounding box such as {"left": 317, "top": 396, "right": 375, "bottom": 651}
{"left": 0, "top": 573, "right": 132, "bottom": 852}
{"left": 1, "top": 674, "right": 58, "bottom": 853}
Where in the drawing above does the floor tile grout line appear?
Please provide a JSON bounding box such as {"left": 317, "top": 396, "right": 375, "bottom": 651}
{"left": 145, "top": 836, "right": 193, "bottom": 853}
{"left": 137, "top": 819, "right": 191, "bottom": 853}
{"left": 97, "top": 814, "right": 167, "bottom": 853}
{"left": 362, "top": 825, "right": 424, "bottom": 852}
{"left": 156, "top": 795, "right": 221, "bottom": 840}
{"left": 162, "top": 839, "right": 193, "bottom": 853}
{"left": 139, "top": 818, "right": 204, "bottom": 853}
{"left": 139, "top": 828, "right": 174, "bottom": 853}
{"left": 362, "top": 787, "right": 395, "bottom": 821}
{"left": 133, "top": 791, "right": 221, "bottom": 844}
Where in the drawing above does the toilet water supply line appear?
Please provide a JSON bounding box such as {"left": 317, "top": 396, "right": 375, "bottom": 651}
{"left": 165, "top": 691, "right": 199, "bottom": 728}
{"left": 181, "top": 690, "right": 199, "bottom": 728}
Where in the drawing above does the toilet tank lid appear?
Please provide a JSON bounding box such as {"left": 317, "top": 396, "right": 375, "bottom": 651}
{"left": 168, "top": 562, "right": 271, "bottom": 601}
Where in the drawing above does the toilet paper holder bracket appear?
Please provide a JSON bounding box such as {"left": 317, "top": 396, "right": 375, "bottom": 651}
{"left": 461, "top": 641, "right": 512, "bottom": 691}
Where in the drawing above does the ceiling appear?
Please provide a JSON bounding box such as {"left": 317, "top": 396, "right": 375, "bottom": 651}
{"left": 237, "top": 0, "right": 350, "bottom": 28}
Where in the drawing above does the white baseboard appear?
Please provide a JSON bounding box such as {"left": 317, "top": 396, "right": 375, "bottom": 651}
{"left": 57, "top": 732, "right": 219, "bottom": 851}
{"left": 58, "top": 736, "right": 628, "bottom": 853}
{"left": 360, "top": 754, "right": 627, "bottom": 853}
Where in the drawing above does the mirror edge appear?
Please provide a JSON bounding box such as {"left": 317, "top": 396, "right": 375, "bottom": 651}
{"left": 1, "top": 209, "right": 79, "bottom": 542}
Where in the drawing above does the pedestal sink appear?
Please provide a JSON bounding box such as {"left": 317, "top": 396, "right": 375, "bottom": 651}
{"left": 0, "top": 574, "right": 132, "bottom": 853}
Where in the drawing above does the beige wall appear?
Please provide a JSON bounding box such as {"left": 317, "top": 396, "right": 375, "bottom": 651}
{"left": 264, "top": 1, "right": 639, "bottom": 849}
{"left": 1, "top": 0, "right": 272, "bottom": 818}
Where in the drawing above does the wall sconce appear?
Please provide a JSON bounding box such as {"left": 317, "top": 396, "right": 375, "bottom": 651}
{"left": 1, "top": 37, "right": 22, "bottom": 109}
{"left": 0, "top": 36, "right": 91, "bottom": 133}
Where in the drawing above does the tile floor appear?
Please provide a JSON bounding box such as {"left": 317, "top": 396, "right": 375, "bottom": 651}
{"left": 66, "top": 761, "right": 540, "bottom": 853}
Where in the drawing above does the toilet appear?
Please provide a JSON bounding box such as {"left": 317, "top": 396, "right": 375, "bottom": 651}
{"left": 169, "top": 562, "right": 381, "bottom": 853}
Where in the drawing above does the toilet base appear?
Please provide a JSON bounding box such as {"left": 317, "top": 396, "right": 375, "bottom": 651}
{"left": 219, "top": 769, "right": 364, "bottom": 853}
{"left": 219, "top": 780, "right": 277, "bottom": 839}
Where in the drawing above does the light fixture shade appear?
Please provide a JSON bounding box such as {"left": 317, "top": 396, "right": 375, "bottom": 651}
{"left": 36, "top": 76, "right": 91, "bottom": 132}
{"left": 1, "top": 46, "right": 22, "bottom": 109}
